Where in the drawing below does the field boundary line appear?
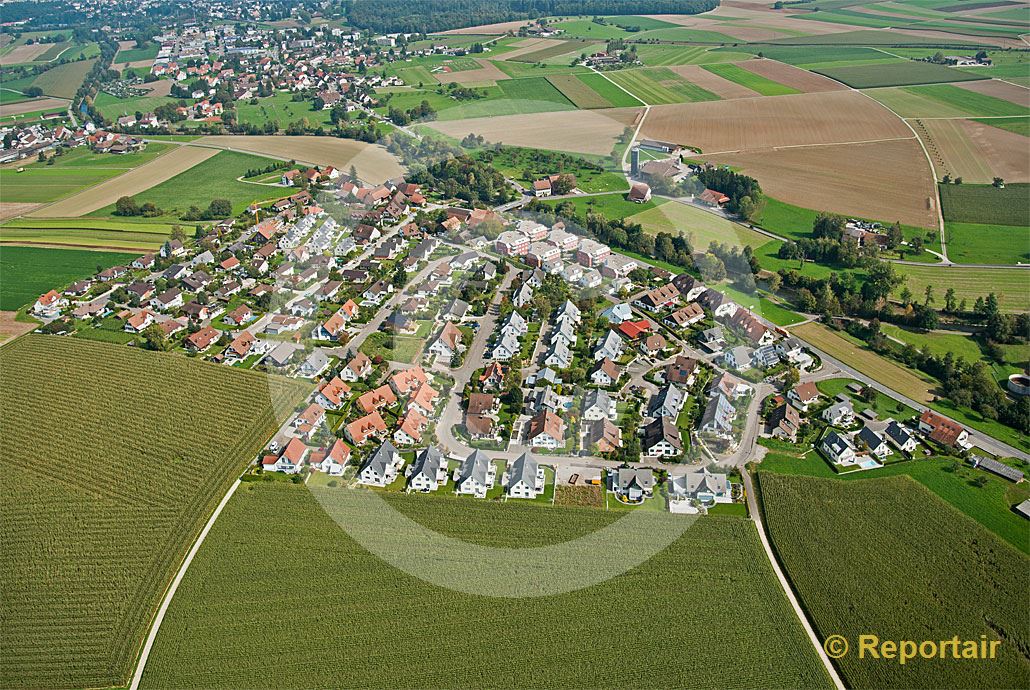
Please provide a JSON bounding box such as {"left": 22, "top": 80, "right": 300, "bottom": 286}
{"left": 702, "top": 134, "right": 917, "bottom": 156}
{"left": 128, "top": 478, "right": 242, "bottom": 690}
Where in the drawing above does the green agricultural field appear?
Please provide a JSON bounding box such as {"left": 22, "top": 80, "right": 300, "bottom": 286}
{"left": 389, "top": 63, "right": 438, "bottom": 86}
{"left": 0, "top": 246, "right": 134, "bottom": 310}
{"left": 546, "top": 74, "right": 611, "bottom": 108}
{"left": 812, "top": 61, "right": 988, "bottom": 88}
{"left": 139, "top": 482, "right": 831, "bottom": 688}
{"left": 551, "top": 18, "right": 632, "bottom": 39}
{"left": 375, "top": 86, "right": 467, "bottom": 115}
{"left": 572, "top": 72, "right": 644, "bottom": 107}
{"left": 235, "top": 92, "right": 334, "bottom": 128}
{"left": 897, "top": 264, "right": 1028, "bottom": 313}
{"left": 632, "top": 27, "right": 739, "bottom": 43}
{"left": 90, "top": 150, "right": 291, "bottom": 219}
{"left": 733, "top": 45, "right": 901, "bottom": 69}
{"left": 93, "top": 91, "right": 180, "bottom": 122}
{"left": 606, "top": 67, "right": 720, "bottom": 105}
{"left": 479, "top": 146, "right": 626, "bottom": 194}
{"left": 945, "top": 221, "right": 1029, "bottom": 265}
{"left": 30, "top": 58, "right": 97, "bottom": 98}
{"left": 939, "top": 183, "right": 1028, "bottom": 226}
{"left": 0, "top": 143, "right": 171, "bottom": 203}
{"left": 974, "top": 116, "right": 1029, "bottom": 137}
{"left": 542, "top": 191, "right": 664, "bottom": 221}
{"left": 0, "top": 224, "right": 172, "bottom": 251}
{"left": 508, "top": 40, "right": 590, "bottom": 64}
{"left": 637, "top": 45, "right": 752, "bottom": 66}
{"left": 700, "top": 63, "right": 801, "bottom": 96}
{"left": 0, "top": 335, "right": 307, "bottom": 689}
{"left": 759, "top": 473, "right": 1029, "bottom": 688}
{"left": 114, "top": 44, "right": 159, "bottom": 63}
{"left": 627, "top": 200, "right": 767, "bottom": 250}
{"left": 497, "top": 75, "right": 574, "bottom": 106}
{"left": 757, "top": 442, "right": 1030, "bottom": 551}
{"left": 913, "top": 83, "right": 1027, "bottom": 116}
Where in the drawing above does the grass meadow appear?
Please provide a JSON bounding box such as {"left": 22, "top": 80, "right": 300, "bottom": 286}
{"left": 700, "top": 63, "right": 801, "bottom": 96}
{"left": 812, "top": 61, "right": 988, "bottom": 88}
{"left": 0, "top": 336, "right": 307, "bottom": 689}
{"left": 606, "top": 67, "right": 720, "bottom": 105}
{"left": 139, "top": 482, "right": 830, "bottom": 688}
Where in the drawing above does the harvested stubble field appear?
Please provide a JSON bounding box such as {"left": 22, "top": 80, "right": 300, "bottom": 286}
{"left": 706, "top": 138, "right": 938, "bottom": 228}
{"left": 790, "top": 321, "right": 935, "bottom": 402}
{"left": 0, "top": 335, "right": 308, "bottom": 689}
{"left": 735, "top": 58, "right": 848, "bottom": 93}
{"left": 916, "top": 117, "right": 1029, "bottom": 183}
{"left": 0, "top": 43, "right": 51, "bottom": 65}
{"left": 0, "top": 96, "right": 68, "bottom": 117}
{"left": 639, "top": 90, "right": 910, "bottom": 153}
{"left": 428, "top": 107, "right": 640, "bottom": 156}
{"left": 29, "top": 145, "right": 217, "bottom": 217}
{"left": 495, "top": 37, "right": 562, "bottom": 61}
{"left": 139, "top": 482, "right": 830, "bottom": 688}
{"left": 759, "top": 473, "right": 1030, "bottom": 689}
{"left": 195, "top": 136, "right": 405, "bottom": 184}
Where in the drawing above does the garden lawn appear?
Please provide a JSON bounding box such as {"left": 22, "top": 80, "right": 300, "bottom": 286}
{"left": 360, "top": 331, "right": 424, "bottom": 364}
{"left": 814, "top": 377, "right": 919, "bottom": 420}
{"left": 138, "top": 482, "right": 831, "bottom": 688}
{"left": 89, "top": 150, "right": 290, "bottom": 219}
{"left": 0, "top": 246, "right": 134, "bottom": 310}
{"left": 700, "top": 63, "right": 801, "bottom": 96}
{"left": 758, "top": 472, "right": 1029, "bottom": 688}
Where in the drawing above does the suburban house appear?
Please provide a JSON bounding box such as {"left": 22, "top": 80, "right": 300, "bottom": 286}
{"left": 394, "top": 408, "right": 428, "bottom": 445}
{"left": 665, "top": 303, "right": 704, "bottom": 329}
{"left": 589, "top": 358, "right": 620, "bottom": 387}
{"left": 668, "top": 469, "right": 732, "bottom": 508}
{"left": 582, "top": 389, "right": 617, "bottom": 422}
{"left": 315, "top": 376, "right": 351, "bottom": 410}
{"left": 262, "top": 438, "right": 309, "bottom": 474}
{"left": 788, "top": 382, "right": 821, "bottom": 411}
{"left": 594, "top": 330, "right": 624, "bottom": 362}
{"left": 822, "top": 430, "right": 856, "bottom": 465}
{"left": 642, "top": 417, "right": 683, "bottom": 457}
{"left": 479, "top": 361, "right": 506, "bottom": 391}
{"left": 358, "top": 441, "right": 404, "bottom": 486}
{"left": 884, "top": 420, "right": 917, "bottom": 453}
{"left": 33, "top": 290, "right": 68, "bottom": 318}
{"left": 823, "top": 398, "right": 855, "bottom": 426}
{"left": 636, "top": 283, "right": 680, "bottom": 312}
{"left": 345, "top": 411, "right": 388, "bottom": 445}
{"left": 407, "top": 446, "right": 448, "bottom": 492}
{"left": 342, "top": 352, "right": 373, "bottom": 382}
{"left": 699, "top": 393, "right": 735, "bottom": 439}
{"left": 491, "top": 332, "right": 522, "bottom": 361}
{"left": 586, "top": 418, "right": 622, "bottom": 454}
{"left": 526, "top": 410, "right": 566, "bottom": 449}
{"left": 428, "top": 322, "right": 464, "bottom": 361}
{"left": 358, "top": 384, "right": 398, "bottom": 414}
{"left": 390, "top": 366, "right": 428, "bottom": 396}
{"left": 185, "top": 326, "right": 220, "bottom": 353}
{"left": 315, "top": 309, "right": 349, "bottom": 341}
{"left": 309, "top": 439, "right": 350, "bottom": 476}
{"left": 504, "top": 452, "right": 546, "bottom": 499}
{"left": 665, "top": 356, "right": 699, "bottom": 386}
{"left": 857, "top": 425, "right": 892, "bottom": 459}
{"left": 613, "top": 468, "right": 654, "bottom": 502}
{"left": 298, "top": 349, "right": 330, "bottom": 378}
{"left": 454, "top": 450, "right": 496, "bottom": 498}
{"left": 648, "top": 385, "right": 685, "bottom": 419}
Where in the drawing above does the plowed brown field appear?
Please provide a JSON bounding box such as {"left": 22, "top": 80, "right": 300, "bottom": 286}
{"left": 706, "top": 138, "right": 938, "bottom": 227}
{"left": 640, "top": 90, "right": 910, "bottom": 153}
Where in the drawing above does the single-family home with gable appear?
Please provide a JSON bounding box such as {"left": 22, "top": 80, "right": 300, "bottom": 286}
{"left": 185, "top": 326, "right": 220, "bottom": 353}
{"left": 884, "top": 420, "right": 917, "bottom": 453}
{"left": 648, "top": 385, "right": 685, "bottom": 419}
{"left": 613, "top": 468, "right": 654, "bottom": 502}
{"left": 665, "top": 356, "right": 699, "bottom": 386}
{"left": 582, "top": 389, "right": 617, "bottom": 422}
{"left": 454, "top": 450, "right": 496, "bottom": 498}
{"left": 769, "top": 403, "right": 802, "bottom": 442}
{"left": 499, "top": 310, "right": 528, "bottom": 339}
{"left": 823, "top": 398, "right": 855, "bottom": 426}
{"left": 310, "top": 439, "right": 350, "bottom": 476}
{"left": 586, "top": 418, "right": 622, "bottom": 453}
{"left": 407, "top": 446, "right": 448, "bottom": 492}
{"left": 358, "top": 384, "right": 398, "bottom": 414}
{"left": 394, "top": 407, "right": 429, "bottom": 445}
{"left": 526, "top": 410, "right": 566, "bottom": 449}
{"left": 512, "top": 283, "right": 534, "bottom": 309}
{"left": 345, "top": 411, "right": 388, "bottom": 445}
{"left": 390, "top": 366, "right": 428, "bottom": 397}
{"left": 723, "top": 345, "right": 754, "bottom": 371}
{"left": 428, "top": 321, "right": 464, "bottom": 361}
{"left": 697, "top": 288, "right": 737, "bottom": 318}
{"left": 918, "top": 410, "right": 970, "bottom": 449}
{"left": 635, "top": 283, "right": 679, "bottom": 312}
{"left": 668, "top": 469, "right": 732, "bottom": 507}
{"left": 699, "top": 393, "right": 735, "bottom": 439}
{"left": 787, "top": 382, "right": 821, "bottom": 411}
{"left": 665, "top": 303, "right": 705, "bottom": 329}
{"left": 542, "top": 341, "right": 572, "bottom": 369}
{"left": 298, "top": 349, "right": 330, "bottom": 378}
{"left": 262, "top": 437, "right": 309, "bottom": 474}
{"left": 594, "top": 330, "right": 624, "bottom": 362}
{"left": 590, "top": 358, "right": 620, "bottom": 387}
{"left": 505, "top": 452, "right": 545, "bottom": 499}
{"left": 822, "top": 430, "right": 856, "bottom": 465}
{"left": 600, "top": 303, "right": 633, "bottom": 324}
{"left": 341, "top": 352, "right": 373, "bottom": 382}
{"left": 315, "top": 376, "right": 351, "bottom": 410}
{"left": 857, "top": 425, "right": 892, "bottom": 458}
{"left": 491, "top": 332, "right": 521, "bottom": 362}
{"left": 642, "top": 417, "right": 683, "bottom": 457}
{"left": 358, "top": 440, "right": 404, "bottom": 486}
